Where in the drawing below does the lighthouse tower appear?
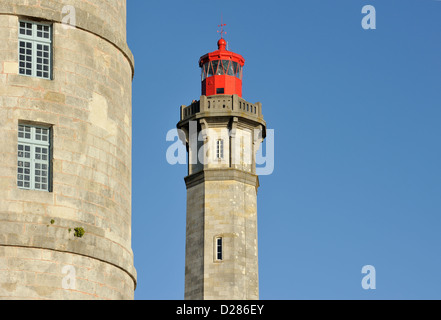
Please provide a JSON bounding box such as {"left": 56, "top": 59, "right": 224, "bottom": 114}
{"left": 177, "top": 34, "right": 266, "bottom": 300}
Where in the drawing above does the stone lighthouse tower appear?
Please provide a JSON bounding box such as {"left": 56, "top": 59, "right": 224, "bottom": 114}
{"left": 177, "top": 35, "right": 266, "bottom": 300}
{"left": 0, "top": 1, "right": 136, "bottom": 299}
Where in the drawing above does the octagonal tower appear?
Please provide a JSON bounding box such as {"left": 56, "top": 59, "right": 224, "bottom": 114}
{"left": 178, "top": 36, "right": 266, "bottom": 300}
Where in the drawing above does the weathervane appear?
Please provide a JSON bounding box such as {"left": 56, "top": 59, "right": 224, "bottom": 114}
{"left": 217, "top": 15, "right": 226, "bottom": 39}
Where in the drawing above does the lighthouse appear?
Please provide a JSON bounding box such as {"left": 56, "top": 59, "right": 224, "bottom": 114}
{"left": 177, "top": 31, "right": 267, "bottom": 300}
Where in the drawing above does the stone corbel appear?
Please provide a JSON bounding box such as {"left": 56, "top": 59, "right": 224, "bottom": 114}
{"left": 199, "top": 118, "right": 209, "bottom": 141}
{"left": 229, "top": 117, "right": 238, "bottom": 137}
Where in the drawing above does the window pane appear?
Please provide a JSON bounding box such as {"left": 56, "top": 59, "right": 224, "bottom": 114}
{"left": 18, "top": 125, "right": 32, "bottom": 140}
{"left": 222, "top": 60, "right": 232, "bottom": 76}
{"left": 36, "top": 24, "right": 50, "bottom": 40}
{"left": 17, "top": 160, "right": 32, "bottom": 189}
{"left": 233, "top": 61, "right": 239, "bottom": 78}
{"left": 18, "top": 143, "right": 31, "bottom": 159}
{"left": 201, "top": 63, "right": 207, "bottom": 81}
{"left": 216, "top": 238, "right": 223, "bottom": 260}
{"left": 211, "top": 60, "right": 220, "bottom": 75}
{"left": 19, "top": 41, "right": 32, "bottom": 76}
{"left": 207, "top": 61, "right": 214, "bottom": 77}
{"left": 35, "top": 42, "right": 51, "bottom": 79}
{"left": 35, "top": 128, "right": 49, "bottom": 142}
{"left": 17, "top": 124, "right": 51, "bottom": 192}
{"left": 34, "top": 161, "right": 49, "bottom": 191}
{"left": 216, "top": 140, "right": 224, "bottom": 159}
{"left": 226, "top": 60, "right": 235, "bottom": 76}
{"left": 34, "top": 146, "right": 48, "bottom": 161}
{"left": 19, "top": 22, "right": 32, "bottom": 37}
{"left": 214, "top": 60, "right": 223, "bottom": 75}
{"left": 19, "top": 21, "right": 51, "bottom": 79}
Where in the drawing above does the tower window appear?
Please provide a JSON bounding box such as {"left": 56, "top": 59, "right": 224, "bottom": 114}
{"left": 17, "top": 124, "right": 51, "bottom": 191}
{"left": 216, "top": 88, "right": 224, "bottom": 94}
{"left": 216, "top": 237, "right": 223, "bottom": 261}
{"left": 216, "top": 139, "right": 224, "bottom": 160}
{"left": 18, "top": 21, "right": 52, "bottom": 79}
{"left": 202, "top": 60, "right": 242, "bottom": 80}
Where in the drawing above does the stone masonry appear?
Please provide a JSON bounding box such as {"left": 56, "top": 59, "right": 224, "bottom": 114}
{"left": 0, "top": 0, "right": 136, "bottom": 299}
{"left": 178, "top": 95, "right": 266, "bottom": 299}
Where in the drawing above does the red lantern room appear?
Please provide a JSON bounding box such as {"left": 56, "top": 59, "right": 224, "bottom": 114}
{"left": 199, "top": 37, "right": 245, "bottom": 97}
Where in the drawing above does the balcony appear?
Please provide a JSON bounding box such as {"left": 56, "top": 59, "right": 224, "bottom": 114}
{"left": 180, "top": 94, "right": 263, "bottom": 122}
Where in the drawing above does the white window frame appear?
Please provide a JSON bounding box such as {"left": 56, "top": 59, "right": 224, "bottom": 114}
{"left": 17, "top": 124, "right": 51, "bottom": 192}
{"left": 18, "top": 20, "right": 52, "bottom": 80}
{"left": 216, "top": 139, "right": 224, "bottom": 160}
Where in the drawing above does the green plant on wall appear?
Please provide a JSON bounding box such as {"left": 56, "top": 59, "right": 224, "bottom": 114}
{"left": 74, "top": 227, "right": 85, "bottom": 238}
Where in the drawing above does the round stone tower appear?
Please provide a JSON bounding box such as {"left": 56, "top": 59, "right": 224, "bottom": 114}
{"left": 0, "top": 1, "right": 136, "bottom": 299}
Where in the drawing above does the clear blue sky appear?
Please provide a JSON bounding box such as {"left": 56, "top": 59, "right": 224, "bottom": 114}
{"left": 128, "top": 0, "right": 441, "bottom": 300}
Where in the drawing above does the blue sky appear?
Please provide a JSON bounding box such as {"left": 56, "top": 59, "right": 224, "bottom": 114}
{"left": 128, "top": 0, "right": 441, "bottom": 299}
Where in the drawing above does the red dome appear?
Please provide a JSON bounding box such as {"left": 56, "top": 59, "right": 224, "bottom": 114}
{"left": 199, "top": 40, "right": 245, "bottom": 97}
{"left": 217, "top": 38, "right": 227, "bottom": 51}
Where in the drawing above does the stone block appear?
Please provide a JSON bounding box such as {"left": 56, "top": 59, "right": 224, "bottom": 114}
{"left": 3, "top": 61, "right": 17, "bottom": 74}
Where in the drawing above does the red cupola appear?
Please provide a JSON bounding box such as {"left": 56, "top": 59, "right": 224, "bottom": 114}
{"left": 199, "top": 38, "right": 245, "bottom": 97}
